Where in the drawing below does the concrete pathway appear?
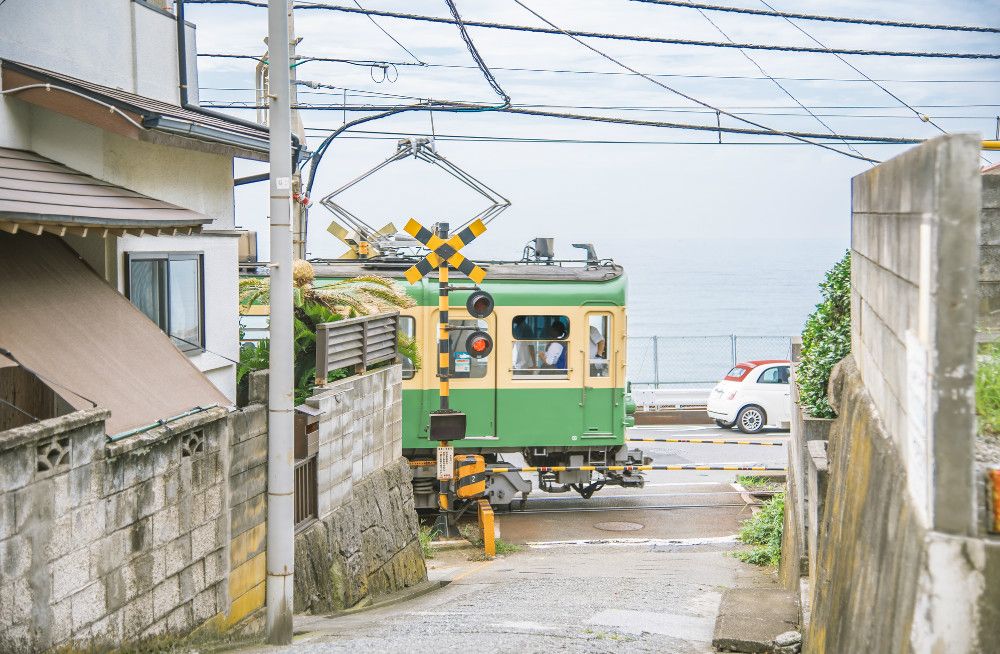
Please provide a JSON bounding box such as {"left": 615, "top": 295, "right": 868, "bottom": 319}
{"left": 262, "top": 539, "right": 778, "bottom": 653}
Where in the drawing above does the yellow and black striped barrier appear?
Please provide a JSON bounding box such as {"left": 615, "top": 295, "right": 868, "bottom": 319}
{"left": 487, "top": 464, "right": 786, "bottom": 473}
{"left": 627, "top": 437, "right": 786, "bottom": 447}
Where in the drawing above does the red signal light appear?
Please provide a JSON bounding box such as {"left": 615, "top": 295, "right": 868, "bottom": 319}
{"left": 465, "top": 330, "right": 493, "bottom": 358}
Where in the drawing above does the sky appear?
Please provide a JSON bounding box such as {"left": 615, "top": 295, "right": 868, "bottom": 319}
{"left": 185, "top": 0, "right": 1000, "bottom": 261}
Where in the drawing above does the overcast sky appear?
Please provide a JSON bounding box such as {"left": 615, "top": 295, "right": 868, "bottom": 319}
{"left": 187, "top": 0, "right": 1000, "bottom": 261}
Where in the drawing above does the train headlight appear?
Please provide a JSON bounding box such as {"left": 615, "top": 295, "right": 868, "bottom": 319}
{"left": 465, "top": 331, "right": 494, "bottom": 359}
{"left": 466, "top": 290, "right": 494, "bottom": 318}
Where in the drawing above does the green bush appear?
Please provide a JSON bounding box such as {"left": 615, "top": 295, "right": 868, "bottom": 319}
{"left": 797, "top": 251, "right": 852, "bottom": 418}
{"left": 976, "top": 341, "right": 1000, "bottom": 434}
{"left": 735, "top": 493, "right": 784, "bottom": 567}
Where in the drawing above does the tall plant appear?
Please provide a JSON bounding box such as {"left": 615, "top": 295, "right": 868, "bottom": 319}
{"left": 797, "top": 251, "right": 852, "bottom": 418}
{"left": 238, "top": 261, "right": 419, "bottom": 404}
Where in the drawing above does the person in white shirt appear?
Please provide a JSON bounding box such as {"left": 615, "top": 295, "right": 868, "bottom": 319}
{"left": 512, "top": 317, "right": 535, "bottom": 372}
{"left": 541, "top": 322, "right": 567, "bottom": 371}
{"left": 589, "top": 325, "right": 608, "bottom": 376}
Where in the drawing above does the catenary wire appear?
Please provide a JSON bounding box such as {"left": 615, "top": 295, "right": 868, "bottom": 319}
{"left": 510, "top": 1, "right": 878, "bottom": 163}
{"left": 443, "top": 0, "right": 510, "bottom": 108}
{"left": 351, "top": 0, "right": 425, "bottom": 64}
{"left": 197, "top": 53, "right": 1000, "bottom": 84}
{"left": 632, "top": 0, "right": 1000, "bottom": 34}
{"left": 183, "top": 1, "right": 1000, "bottom": 60}
{"left": 693, "top": 7, "right": 867, "bottom": 160}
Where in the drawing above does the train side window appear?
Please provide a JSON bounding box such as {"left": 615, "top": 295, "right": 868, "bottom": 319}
{"left": 512, "top": 315, "right": 570, "bottom": 376}
{"left": 449, "top": 318, "right": 489, "bottom": 379}
{"left": 399, "top": 315, "right": 416, "bottom": 380}
{"left": 588, "top": 314, "right": 611, "bottom": 377}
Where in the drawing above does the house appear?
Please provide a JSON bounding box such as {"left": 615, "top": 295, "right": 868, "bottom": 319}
{"left": 0, "top": 0, "right": 271, "bottom": 401}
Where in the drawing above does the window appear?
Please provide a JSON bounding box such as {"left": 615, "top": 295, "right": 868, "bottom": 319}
{"left": 512, "top": 315, "right": 570, "bottom": 377}
{"left": 449, "top": 318, "right": 488, "bottom": 379}
{"left": 758, "top": 366, "right": 790, "bottom": 384}
{"left": 399, "top": 315, "right": 416, "bottom": 380}
{"left": 127, "top": 253, "right": 204, "bottom": 352}
{"left": 588, "top": 314, "right": 610, "bottom": 377}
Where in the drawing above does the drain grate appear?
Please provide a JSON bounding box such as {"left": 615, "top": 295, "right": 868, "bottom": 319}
{"left": 594, "top": 521, "right": 644, "bottom": 532}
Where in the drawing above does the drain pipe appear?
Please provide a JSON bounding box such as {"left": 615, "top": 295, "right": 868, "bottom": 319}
{"left": 264, "top": 0, "right": 296, "bottom": 645}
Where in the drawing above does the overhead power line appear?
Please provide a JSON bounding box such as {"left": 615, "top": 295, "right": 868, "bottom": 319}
{"left": 443, "top": 0, "right": 510, "bottom": 107}
{"left": 202, "top": 101, "right": 922, "bottom": 144}
{"left": 351, "top": 0, "right": 424, "bottom": 64}
{"left": 183, "top": 1, "right": 1000, "bottom": 59}
{"left": 197, "top": 52, "right": 1000, "bottom": 84}
{"left": 632, "top": 0, "right": 1000, "bottom": 34}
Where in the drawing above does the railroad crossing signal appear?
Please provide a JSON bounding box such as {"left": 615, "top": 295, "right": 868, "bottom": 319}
{"left": 402, "top": 218, "right": 488, "bottom": 284}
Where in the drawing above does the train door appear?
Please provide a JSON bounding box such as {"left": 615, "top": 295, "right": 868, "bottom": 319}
{"left": 435, "top": 308, "right": 497, "bottom": 439}
{"left": 583, "top": 312, "right": 615, "bottom": 436}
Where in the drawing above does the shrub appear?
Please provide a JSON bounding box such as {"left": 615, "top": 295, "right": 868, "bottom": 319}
{"left": 976, "top": 341, "right": 1000, "bottom": 434}
{"left": 797, "top": 251, "right": 851, "bottom": 418}
{"left": 735, "top": 493, "right": 784, "bottom": 567}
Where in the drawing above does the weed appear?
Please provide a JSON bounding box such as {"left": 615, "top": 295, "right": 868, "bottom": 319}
{"left": 494, "top": 538, "right": 522, "bottom": 555}
{"left": 459, "top": 523, "right": 522, "bottom": 558}
{"left": 734, "top": 493, "right": 784, "bottom": 567}
{"left": 418, "top": 524, "right": 438, "bottom": 559}
{"left": 737, "top": 475, "right": 783, "bottom": 491}
{"left": 977, "top": 341, "right": 1000, "bottom": 434}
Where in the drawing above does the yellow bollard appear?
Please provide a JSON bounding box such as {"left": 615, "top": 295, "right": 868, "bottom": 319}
{"left": 477, "top": 499, "right": 496, "bottom": 558}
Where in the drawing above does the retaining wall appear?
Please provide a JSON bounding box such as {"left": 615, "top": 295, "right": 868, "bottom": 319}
{"left": 803, "top": 135, "right": 998, "bottom": 653}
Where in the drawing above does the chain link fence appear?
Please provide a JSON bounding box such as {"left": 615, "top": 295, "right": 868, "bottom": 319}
{"left": 628, "top": 335, "right": 792, "bottom": 387}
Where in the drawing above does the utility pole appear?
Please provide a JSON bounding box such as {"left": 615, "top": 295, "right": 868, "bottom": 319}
{"left": 288, "top": 0, "right": 308, "bottom": 260}
{"left": 265, "top": 0, "right": 295, "bottom": 645}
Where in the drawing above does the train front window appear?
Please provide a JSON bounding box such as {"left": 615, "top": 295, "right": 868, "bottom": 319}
{"left": 512, "top": 315, "right": 570, "bottom": 377}
{"left": 399, "top": 316, "right": 416, "bottom": 380}
{"left": 449, "top": 318, "right": 489, "bottom": 379}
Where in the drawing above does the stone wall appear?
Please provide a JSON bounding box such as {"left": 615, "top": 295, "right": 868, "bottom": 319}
{"left": 0, "top": 405, "right": 231, "bottom": 651}
{"left": 801, "top": 135, "right": 998, "bottom": 653}
{"left": 293, "top": 365, "right": 426, "bottom": 613}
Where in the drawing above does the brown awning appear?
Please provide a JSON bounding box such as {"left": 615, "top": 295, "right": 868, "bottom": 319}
{"left": 0, "top": 232, "right": 230, "bottom": 435}
{"left": 0, "top": 147, "right": 212, "bottom": 236}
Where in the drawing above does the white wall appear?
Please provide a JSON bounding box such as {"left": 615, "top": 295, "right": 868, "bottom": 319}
{"left": 117, "top": 233, "right": 240, "bottom": 401}
{"left": 0, "top": 0, "right": 189, "bottom": 105}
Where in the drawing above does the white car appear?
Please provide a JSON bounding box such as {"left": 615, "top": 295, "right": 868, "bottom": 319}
{"left": 707, "top": 360, "right": 792, "bottom": 433}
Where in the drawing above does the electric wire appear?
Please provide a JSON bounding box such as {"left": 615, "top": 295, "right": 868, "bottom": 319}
{"left": 206, "top": 101, "right": 923, "bottom": 144}
{"left": 198, "top": 53, "right": 1000, "bottom": 84}
{"left": 0, "top": 397, "right": 40, "bottom": 423}
{"left": 510, "top": 0, "right": 879, "bottom": 163}
{"left": 351, "top": 0, "right": 425, "bottom": 64}
{"left": 443, "top": 0, "right": 510, "bottom": 108}
{"left": 693, "top": 7, "right": 867, "bottom": 160}
{"left": 632, "top": 0, "right": 1000, "bottom": 34}
{"left": 183, "top": 1, "right": 1000, "bottom": 60}
{"left": 0, "top": 347, "right": 98, "bottom": 408}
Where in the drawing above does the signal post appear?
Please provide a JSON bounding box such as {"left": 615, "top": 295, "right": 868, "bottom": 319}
{"left": 403, "top": 219, "right": 494, "bottom": 540}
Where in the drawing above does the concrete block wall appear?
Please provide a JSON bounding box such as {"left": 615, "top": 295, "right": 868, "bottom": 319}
{"left": 0, "top": 405, "right": 230, "bottom": 651}
{"left": 978, "top": 172, "right": 1000, "bottom": 330}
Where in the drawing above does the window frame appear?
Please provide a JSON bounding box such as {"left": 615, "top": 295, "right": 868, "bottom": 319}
{"left": 125, "top": 251, "right": 205, "bottom": 354}
{"left": 586, "top": 312, "right": 612, "bottom": 379}
{"left": 511, "top": 314, "right": 571, "bottom": 377}
{"left": 399, "top": 315, "right": 416, "bottom": 380}
{"left": 756, "top": 365, "right": 789, "bottom": 385}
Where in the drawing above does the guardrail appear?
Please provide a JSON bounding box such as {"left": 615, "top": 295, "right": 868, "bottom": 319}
{"left": 315, "top": 311, "right": 399, "bottom": 384}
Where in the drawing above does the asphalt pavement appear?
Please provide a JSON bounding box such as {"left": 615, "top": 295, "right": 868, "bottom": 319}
{"left": 252, "top": 424, "right": 790, "bottom": 653}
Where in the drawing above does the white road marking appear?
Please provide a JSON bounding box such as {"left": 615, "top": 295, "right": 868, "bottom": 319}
{"left": 526, "top": 535, "right": 739, "bottom": 549}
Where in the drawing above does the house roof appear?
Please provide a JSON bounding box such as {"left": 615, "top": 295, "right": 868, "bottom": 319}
{"left": 1, "top": 59, "right": 270, "bottom": 159}
{"left": 0, "top": 232, "right": 230, "bottom": 435}
{"left": 0, "top": 147, "right": 212, "bottom": 235}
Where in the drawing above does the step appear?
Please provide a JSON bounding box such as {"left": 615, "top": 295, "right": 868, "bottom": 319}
{"left": 712, "top": 588, "right": 800, "bottom": 653}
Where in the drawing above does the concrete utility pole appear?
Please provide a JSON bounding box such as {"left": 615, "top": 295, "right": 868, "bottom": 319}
{"left": 288, "top": 0, "right": 308, "bottom": 260}
{"left": 265, "top": 0, "right": 295, "bottom": 645}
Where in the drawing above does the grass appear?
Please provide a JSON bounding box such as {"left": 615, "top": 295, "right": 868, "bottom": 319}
{"left": 977, "top": 341, "right": 1000, "bottom": 434}
{"left": 737, "top": 475, "right": 784, "bottom": 491}
{"left": 418, "top": 524, "right": 438, "bottom": 559}
{"left": 734, "top": 493, "right": 784, "bottom": 567}
{"left": 459, "top": 523, "right": 522, "bottom": 558}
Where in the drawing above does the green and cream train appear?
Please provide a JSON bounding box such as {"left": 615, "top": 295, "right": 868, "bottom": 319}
{"left": 245, "top": 255, "right": 642, "bottom": 509}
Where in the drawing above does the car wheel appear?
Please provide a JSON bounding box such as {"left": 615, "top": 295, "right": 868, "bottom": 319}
{"left": 715, "top": 419, "right": 733, "bottom": 429}
{"left": 736, "top": 405, "right": 766, "bottom": 434}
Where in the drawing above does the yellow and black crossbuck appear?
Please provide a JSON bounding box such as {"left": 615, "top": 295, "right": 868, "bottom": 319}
{"left": 402, "top": 218, "right": 488, "bottom": 284}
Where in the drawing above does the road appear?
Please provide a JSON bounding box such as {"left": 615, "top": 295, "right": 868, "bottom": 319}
{"left": 257, "top": 424, "right": 789, "bottom": 653}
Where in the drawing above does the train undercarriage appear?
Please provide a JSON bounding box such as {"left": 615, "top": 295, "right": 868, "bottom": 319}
{"left": 407, "top": 444, "right": 651, "bottom": 511}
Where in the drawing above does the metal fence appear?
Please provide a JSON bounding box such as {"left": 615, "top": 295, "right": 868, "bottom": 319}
{"left": 315, "top": 311, "right": 399, "bottom": 383}
{"left": 627, "top": 335, "right": 792, "bottom": 387}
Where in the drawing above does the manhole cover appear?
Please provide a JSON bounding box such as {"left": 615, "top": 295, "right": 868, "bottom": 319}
{"left": 594, "top": 521, "right": 644, "bottom": 532}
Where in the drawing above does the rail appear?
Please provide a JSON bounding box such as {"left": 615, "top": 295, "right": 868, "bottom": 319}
{"left": 315, "top": 311, "right": 399, "bottom": 384}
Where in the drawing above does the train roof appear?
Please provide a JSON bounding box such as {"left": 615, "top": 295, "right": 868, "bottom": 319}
{"left": 309, "top": 259, "right": 624, "bottom": 283}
